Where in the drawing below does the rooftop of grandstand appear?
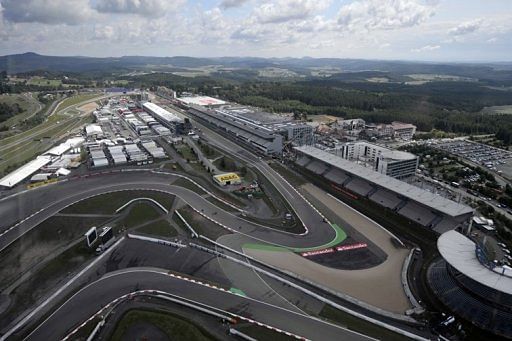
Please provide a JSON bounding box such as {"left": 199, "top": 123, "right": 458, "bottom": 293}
{"left": 438, "top": 230, "right": 512, "bottom": 296}
{"left": 189, "top": 106, "right": 279, "bottom": 140}
{"left": 143, "top": 102, "right": 183, "bottom": 123}
{"left": 294, "top": 145, "right": 473, "bottom": 218}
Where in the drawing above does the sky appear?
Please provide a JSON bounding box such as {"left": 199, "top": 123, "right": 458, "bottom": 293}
{"left": 0, "top": 0, "right": 511, "bottom": 61}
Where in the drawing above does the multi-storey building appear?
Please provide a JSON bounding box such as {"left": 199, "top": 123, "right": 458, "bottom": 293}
{"left": 331, "top": 141, "right": 418, "bottom": 179}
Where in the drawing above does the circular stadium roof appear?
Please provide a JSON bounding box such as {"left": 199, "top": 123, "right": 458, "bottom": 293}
{"left": 438, "top": 230, "right": 512, "bottom": 296}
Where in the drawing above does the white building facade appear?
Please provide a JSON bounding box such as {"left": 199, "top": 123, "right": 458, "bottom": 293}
{"left": 331, "top": 141, "right": 418, "bottom": 179}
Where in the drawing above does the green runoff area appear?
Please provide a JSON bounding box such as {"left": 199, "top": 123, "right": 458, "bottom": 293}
{"left": 0, "top": 93, "right": 102, "bottom": 176}
{"left": 242, "top": 223, "right": 347, "bottom": 253}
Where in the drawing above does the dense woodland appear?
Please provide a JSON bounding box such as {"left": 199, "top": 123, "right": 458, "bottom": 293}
{"left": 127, "top": 72, "right": 512, "bottom": 141}
{"left": 3, "top": 65, "right": 512, "bottom": 142}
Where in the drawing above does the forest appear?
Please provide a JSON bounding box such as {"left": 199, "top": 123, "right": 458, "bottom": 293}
{"left": 127, "top": 72, "right": 512, "bottom": 140}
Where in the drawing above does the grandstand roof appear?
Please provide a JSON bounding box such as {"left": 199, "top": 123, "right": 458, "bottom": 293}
{"left": 294, "top": 145, "right": 473, "bottom": 218}
{"left": 0, "top": 156, "right": 52, "bottom": 188}
{"left": 438, "top": 230, "right": 512, "bottom": 295}
{"left": 178, "top": 96, "right": 226, "bottom": 107}
{"left": 143, "top": 102, "right": 183, "bottom": 123}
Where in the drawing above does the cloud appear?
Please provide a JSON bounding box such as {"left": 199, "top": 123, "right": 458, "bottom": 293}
{"left": 1, "top": 0, "right": 95, "bottom": 25}
{"left": 337, "top": 0, "right": 436, "bottom": 31}
{"left": 411, "top": 44, "right": 440, "bottom": 52}
{"left": 93, "top": 25, "right": 115, "bottom": 40}
{"left": 94, "top": 0, "right": 183, "bottom": 17}
{"left": 448, "top": 19, "right": 481, "bottom": 36}
{"left": 220, "top": 0, "right": 250, "bottom": 9}
{"left": 254, "top": 0, "right": 331, "bottom": 24}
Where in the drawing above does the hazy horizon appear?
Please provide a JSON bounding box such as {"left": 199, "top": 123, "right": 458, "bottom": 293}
{"left": 3, "top": 51, "right": 512, "bottom": 65}
{"left": 0, "top": 0, "right": 511, "bottom": 62}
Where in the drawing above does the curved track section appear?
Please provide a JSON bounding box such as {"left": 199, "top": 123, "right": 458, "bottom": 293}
{"left": 26, "top": 268, "right": 372, "bottom": 341}
{"left": 0, "top": 171, "right": 335, "bottom": 252}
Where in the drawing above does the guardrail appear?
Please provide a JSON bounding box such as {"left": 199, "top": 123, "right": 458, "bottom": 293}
{"left": 115, "top": 197, "right": 169, "bottom": 214}
{"left": 127, "top": 233, "right": 187, "bottom": 248}
{"left": 174, "top": 210, "right": 198, "bottom": 238}
{"left": 402, "top": 247, "right": 423, "bottom": 309}
{"left": 229, "top": 328, "right": 257, "bottom": 341}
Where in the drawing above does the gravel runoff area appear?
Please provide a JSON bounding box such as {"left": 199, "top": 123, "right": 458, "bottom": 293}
{"left": 244, "top": 183, "right": 412, "bottom": 314}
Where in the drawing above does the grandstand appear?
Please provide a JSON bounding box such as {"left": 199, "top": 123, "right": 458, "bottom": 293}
{"left": 398, "top": 201, "right": 437, "bottom": 227}
{"left": 296, "top": 156, "right": 311, "bottom": 167}
{"left": 427, "top": 230, "right": 512, "bottom": 338}
{"left": 293, "top": 145, "right": 473, "bottom": 231}
{"left": 188, "top": 106, "right": 283, "bottom": 155}
{"left": 345, "top": 178, "right": 375, "bottom": 196}
{"left": 305, "top": 160, "right": 329, "bottom": 175}
{"left": 368, "top": 189, "right": 404, "bottom": 210}
{"left": 324, "top": 168, "right": 350, "bottom": 186}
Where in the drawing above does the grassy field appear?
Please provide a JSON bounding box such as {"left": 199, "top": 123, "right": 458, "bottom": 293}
{"left": 0, "top": 113, "right": 92, "bottom": 175}
{"left": 0, "top": 93, "right": 103, "bottom": 176}
{"left": 174, "top": 206, "right": 229, "bottom": 239}
{"left": 109, "top": 309, "right": 217, "bottom": 341}
{"left": 0, "top": 93, "right": 38, "bottom": 130}
{"left": 0, "top": 216, "right": 107, "bottom": 292}
{"left": 481, "top": 105, "right": 512, "bottom": 115}
{"left": 116, "top": 202, "right": 163, "bottom": 229}
{"left": 62, "top": 191, "right": 176, "bottom": 215}
{"left": 27, "top": 77, "right": 62, "bottom": 87}
{"left": 175, "top": 144, "right": 198, "bottom": 162}
{"left": 135, "top": 219, "right": 177, "bottom": 238}
{"left": 0, "top": 241, "right": 96, "bottom": 328}
{"left": 55, "top": 93, "right": 102, "bottom": 111}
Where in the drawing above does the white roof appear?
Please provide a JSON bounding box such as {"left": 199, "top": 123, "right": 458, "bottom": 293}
{"left": 45, "top": 137, "right": 84, "bottom": 156}
{"left": 85, "top": 124, "right": 103, "bottom": 135}
{"left": 294, "top": 145, "right": 473, "bottom": 218}
{"left": 438, "top": 230, "right": 512, "bottom": 295}
{"left": 178, "top": 96, "right": 226, "bottom": 107}
{"left": 0, "top": 156, "right": 52, "bottom": 188}
{"left": 143, "top": 102, "right": 183, "bottom": 123}
{"left": 56, "top": 168, "right": 71, "bottom": 176}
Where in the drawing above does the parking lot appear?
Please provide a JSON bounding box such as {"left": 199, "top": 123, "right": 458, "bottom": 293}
{"left": 434, "top": 140, "right": 512, "bottom": 173}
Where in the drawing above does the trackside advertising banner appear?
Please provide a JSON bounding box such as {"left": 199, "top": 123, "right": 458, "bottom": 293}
{"left": 301, "top": 242, "right": 367, "bottom": 257}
